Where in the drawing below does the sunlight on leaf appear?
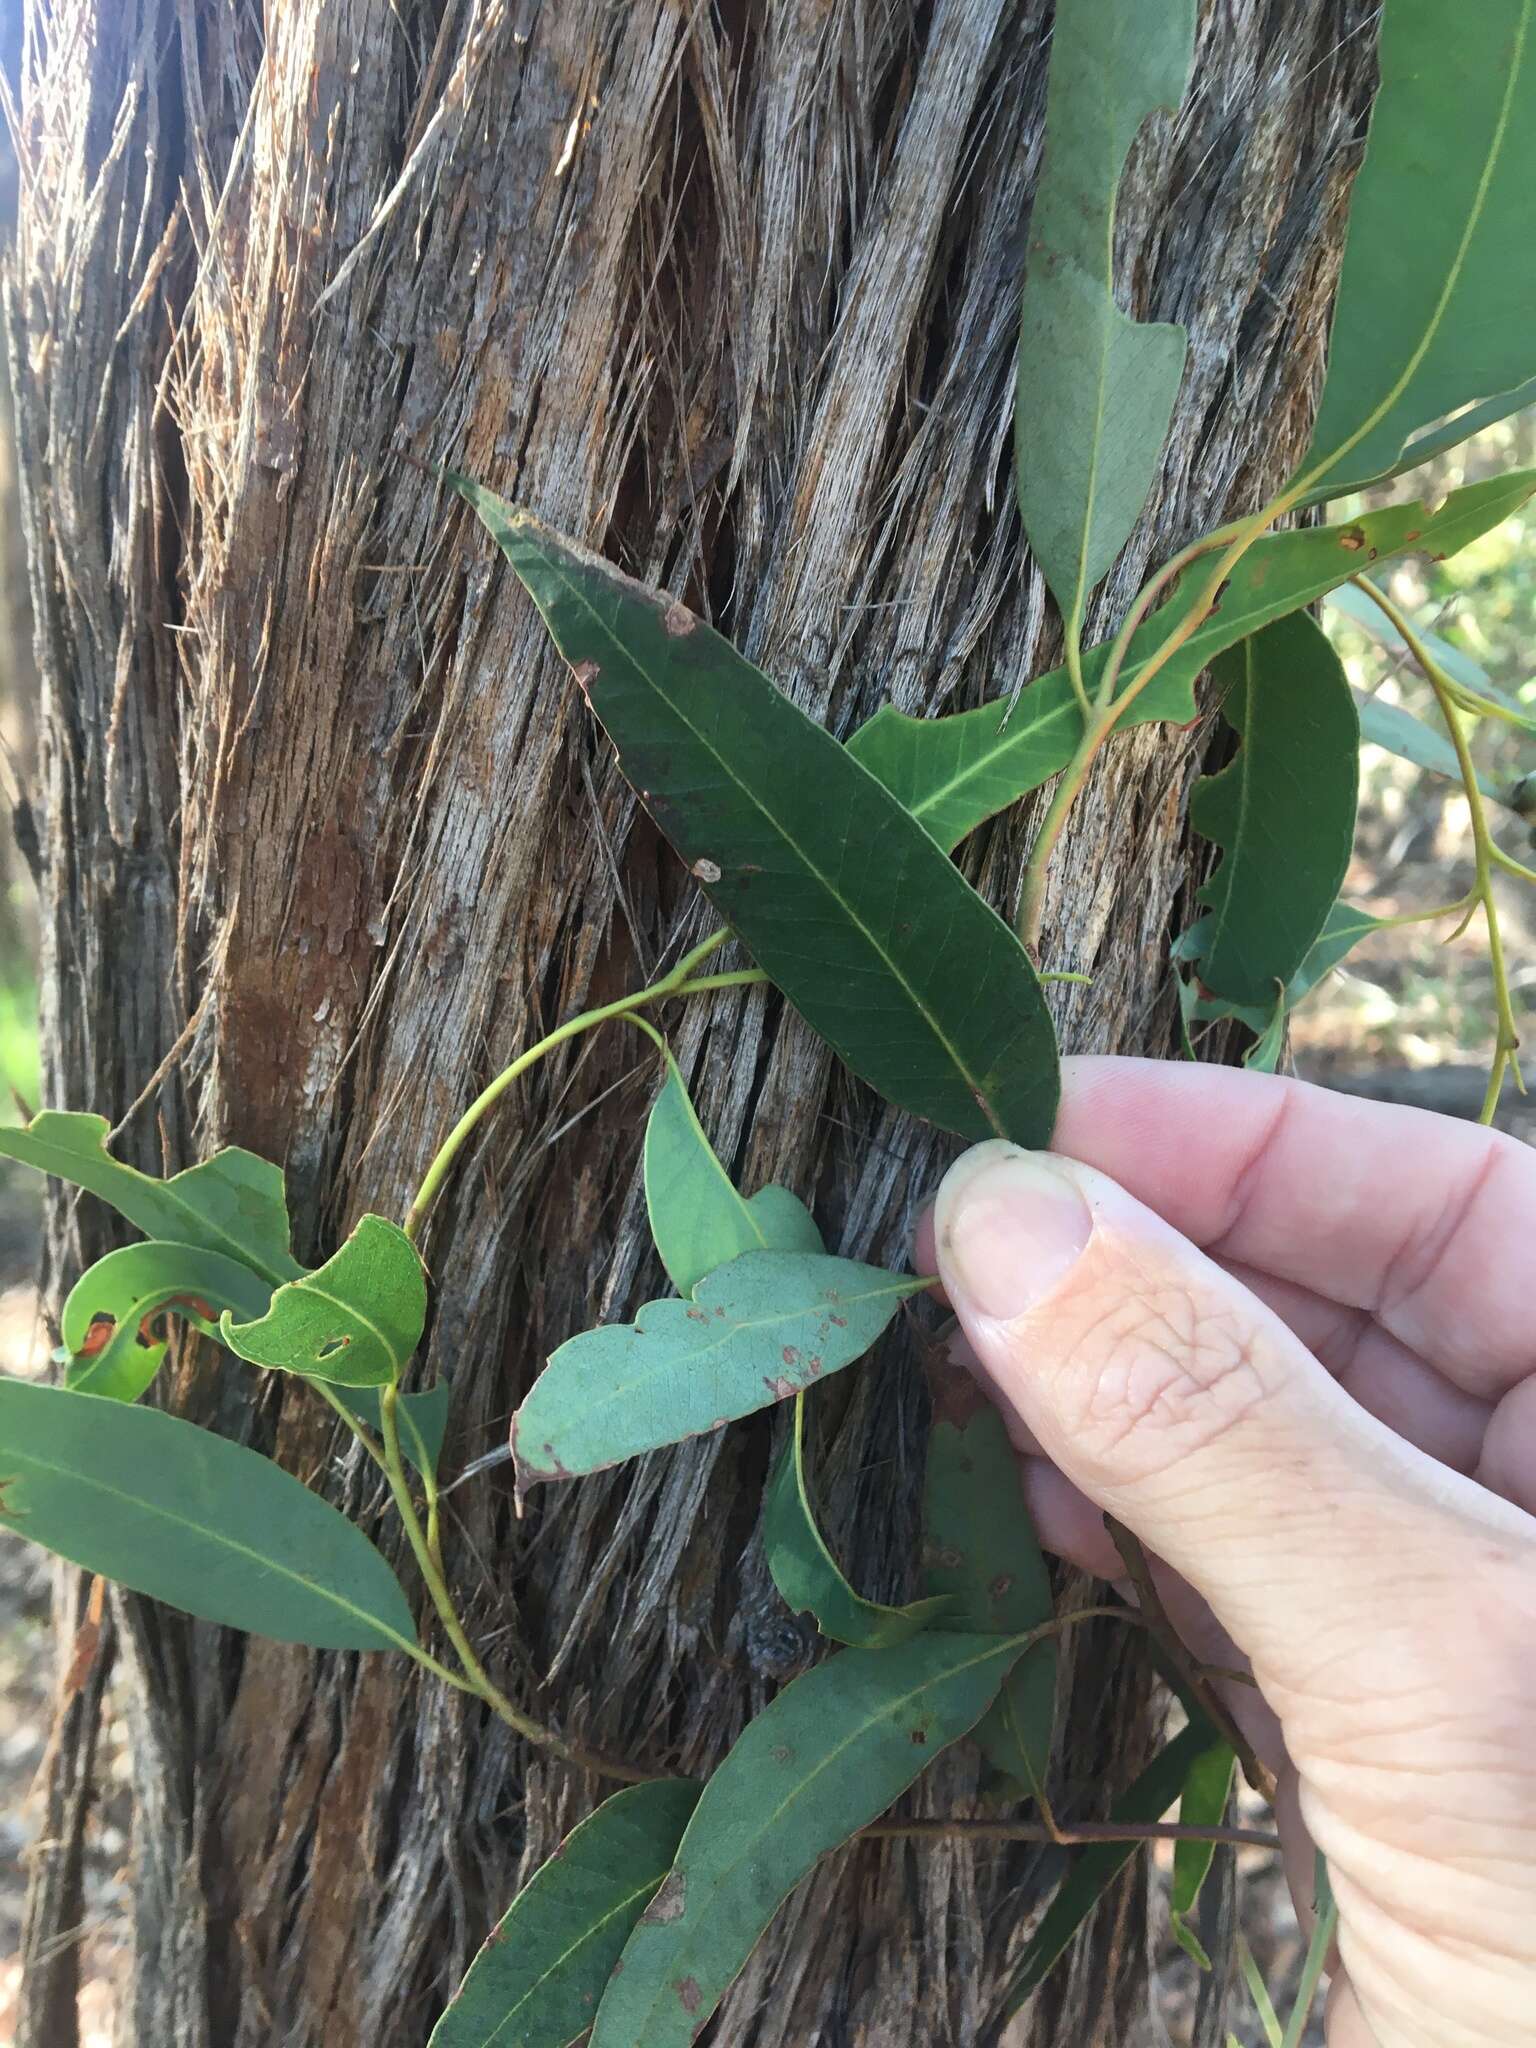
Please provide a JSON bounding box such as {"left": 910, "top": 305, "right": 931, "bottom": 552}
{"left": 221, "top": 1214, "right": 427, "bottom": 1388}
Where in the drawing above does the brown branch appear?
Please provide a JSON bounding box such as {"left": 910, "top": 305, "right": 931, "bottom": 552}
{"left": 861, "top": 1817, "right": 1279, "bottom": 1850}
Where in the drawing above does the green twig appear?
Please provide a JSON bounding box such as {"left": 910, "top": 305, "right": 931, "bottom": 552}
{"left": 403, "top": 928, "right": 734, "bottom": 1240}
{"left": 1351, "top": 579, "right": 1524, "bottom": 1122}
{"left": 1280, "top": 1857, "right": 1338, "bottom": 2048}
{"left": 1020, "top": 498, "right": 1296, "bottom": 948}
{"left": 1490, "top": 842, "right": 1536, "bottom": 888}
{"left": 375, "top": 1383, "right": 650, "bottom": 1781}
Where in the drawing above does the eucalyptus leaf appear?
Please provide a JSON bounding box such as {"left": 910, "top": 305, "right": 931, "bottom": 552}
{"left": 1326, "top": 582, "right": 1503, "bottom": 702}
{"left": 1014, "top": 0, "right": 1194, "bottom": 660}
{"left": 848, "top": 473, "right": 1536, "bottom": 851}
{"left": 334, "top": 1381, "right": 452, "bottom": 1481}
{"left": 61, "top": 1241, "right": 275, "bottom": 1402}
{"left": 1191, "top": 615, "right": 1358, "bottom": 1006}
{"left": 923, "top": 1363, "right": 1056, "bottom": 1801}
{"left": 763, "top": 1393, "right": 951, "bottom": 1648}
{"left": 1004, "top": 1715, "right": 1218, "bottom": 2012}
{"left": 456, "top": 481, "right": 1060, "bottom": 1146}
{"left": 1180, "top": 900, "right": 1387, "bottom": 1069}
{"left": 513, "top": 1251, "right": 923, "bottom": 1492}
{"left": 1354, "top": 691, "right": 1511, "bottom": 802}
{"left": 1170, "top": 1740, "right": 1237, "bottom": 1969}
{"left": 428, "top": 1780, "right": 700, "bottom": 2048}
{"left": 644, "top": 1051, "right": 823, "bottom": 1293}
{"left": 1334, "top": 375, "right": 1536, "bottom": 498}
{"left": 1296, "top": 0, "right": 1536, "bottom": 498}
{"left": 0, "top": 1378, "right": 419, "bottom": 1651}
{"left": 588, "top": 1633, "right": 1022, "bottom": 2048}
{"left": 0, "top": 1111, "right": 302, "bottom": 1284}
{"left": 221, "top": 1214, "right": 427, "bottom": 1388}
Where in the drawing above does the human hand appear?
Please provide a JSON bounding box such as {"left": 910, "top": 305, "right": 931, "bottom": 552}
{"left": 916, "top": 1056, "right": 1536, "bottom": 2048}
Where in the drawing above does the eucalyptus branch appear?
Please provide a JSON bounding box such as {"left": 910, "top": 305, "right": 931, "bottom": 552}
{"left": 403, "top": 928, "right": 734, "bottom": 1240}
{"left": 1351, "top": 578, "right": 1524, "bottom": 1123}
{"left": 375, "top": 1383, "right": 651, "bottom": 1781}
{"left": 1490, "top": 842, "right": 1536, "bottom": 888}
{"left": 861, "top": 1815, "right": 1279, "bottom": 1850}
{"left": 1107, "top": 1517, "right": 1278, "bottom": 1806}
{"left": 1019, "top": 497, "right": 1297, "bottom": 948}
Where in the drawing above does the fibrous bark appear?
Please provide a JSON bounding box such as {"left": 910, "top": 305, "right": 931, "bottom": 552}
{"left": 9, "top": 3, "right": 1374, "bottom": 2042}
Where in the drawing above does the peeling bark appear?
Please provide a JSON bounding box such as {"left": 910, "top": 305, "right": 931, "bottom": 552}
{"left": 10, "top": 2, "right": 1375, "bottom": 2042}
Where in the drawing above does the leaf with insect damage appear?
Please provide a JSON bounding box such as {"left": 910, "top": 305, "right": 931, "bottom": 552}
{"left": 1013, "top": 0, "right": 1195, "bottom": 666}
{"left": 763, "top": 1392, "right": 951, "bottom": 1648}
{"left": 221, "top": 1215, "right": 427, "bottom": 1389}
{"left": 846, "top": 473, "right": 1536, "bottom": 851}
{"left": 427, "top": 1779, "right": 701, "bottom": 2048}
{"left": 1190, "top": 614, "right": 1359, "bottom": 1007}
{"left": 455, "top": 480, "right": 1059, "bottom": 1147}
{"left": 0, "top": 1111, "right": 302, "bottom": 1284}
{"left": 513, "top": 1251, "right": 923, "bottom": 1493}
{"left": 0, "top": 1378, "right": 418, "bottom": 1651}
{"left": 588, "top": 1632, "right": 1022, "bottom": 2048}
{"left": 61, "top": 1241, "right": 274, "bottom": 1402}
{"left": 923, "top": 1363, "right": 1057, "bottom": 1803}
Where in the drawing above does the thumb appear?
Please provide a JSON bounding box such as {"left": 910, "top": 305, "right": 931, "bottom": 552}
{"left": 931, "top": 1139, "right": 1518, "bottom": 1714}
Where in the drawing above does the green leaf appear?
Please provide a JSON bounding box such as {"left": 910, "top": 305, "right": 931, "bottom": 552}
{"left": 1004, "top": 1715, "right": 1217, "bottom": 2012}
{"left": 846, "top": 473, "right": 1536, "bottom": 851}
{"left": 220, "top": 1214, "right": 427, "bottom": 1388}
{"left": 763, "top": 1393, "right": 951, "bottom": 1648}
{"left": 1355, "top": 691, "right": 1512, "bottom": 803}
{"left": 1296, "top": 0, "right": 1536, "bottom": 498}
{"left": 1191, "top": 615, "right": 1359, "bottom": 1006}
{"left": 333, "top": 1381, "right": 452, "bottom": 1481}
{"left": 643, "top": 1052, "right": 823, "bottom": 1294}
{"left": 1180, "top": 900, "right": 1386, "bottom": 1069}
{"left": 427, "top": 1780, "right": 700, "bottom": 2048}
{"left": 1326, "top": 582, "right": 1503, "bottom": 702}
{"left": 0, "top": 1112, "right": 302, "bottom": 1285}
{"left": 589, "top": 1633, "right": 1021, "bottom": 2048}
{"left": 1014, "top": 0, "right": 1194, "bottom": 655}
{"left": 1169, "top": 1740, "right": 1237, "bottom": 1969}
{"left": 0, "top": 1378, "right": 418, "bottom": 1651}
{"left": 457, "top": 483, "right": 1059, "bottom": 1147}
{"left": 513, "top": 1251, "right": 923, "bottom": 1492}
{"left": 922, "top": 1364, "right": 1056, "bottom": 1801}
{"left": 61, "top": 1241, "right": 275, "bottom": 1401}
{"left": 1341, "top": 375, "right": 1536, "bottom": 498}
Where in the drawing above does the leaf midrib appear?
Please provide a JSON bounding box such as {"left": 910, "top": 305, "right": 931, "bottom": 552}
{"left": 1300, "top": 0, "right": 1533, "bottom": 491}
{"left": 542, "top": 544, "right": 1013, "bottom": 1124}
{"left": 597, "top": 1636, "right": 1015, "bottom": 2043}
{"left": 5, "top": 1423, "right": 414, "bottom": 1653}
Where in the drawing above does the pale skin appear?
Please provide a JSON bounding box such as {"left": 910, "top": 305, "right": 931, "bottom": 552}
{"left": 914, "top": 1056, "right": 1536, "bottom": 2048}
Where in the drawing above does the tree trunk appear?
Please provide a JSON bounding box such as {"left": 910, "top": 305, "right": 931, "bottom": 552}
{"left": 9, "top": 2, "right": 1375, "bottom": 2042}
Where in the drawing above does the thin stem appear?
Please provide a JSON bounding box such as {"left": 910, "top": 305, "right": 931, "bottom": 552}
{"left": 1351, "top": 579, "right": 1524, "bottom": 1123}
{"left": 668, "top": 967, "right": 769, "bottom": 997}
{"left": 1281, "top": 1858, "right": 1338, "bottom": 2048}
{"left": 377, "top": 1384, "right": 649, "bottom": 1781}
{"left": 1107, "top": 1517, "right": 1278, "bottom": 1806}
{"left": 1020, "top": 496, "right": 1296, "bottom": 947}
{"left": 1491, "top": 842, "right": 1536, "bottom": 888}
{"left": 861, "top": 1816, "right": 1279, "bottom": 1850}
{"left": 1443, "top": 678, "right": 1535, "bottom": 732}
{"left": 312, "top": 1378, "right": 392, "bottom": 1477}
{"left": 1064, "top": 614, "right": 1094, "bottom": 722}
{"left": 403, "top": 929, "right": 731, "bottom": 1240}
{"left": 1370, "top": 894, "right": 1477, "bottom": 930}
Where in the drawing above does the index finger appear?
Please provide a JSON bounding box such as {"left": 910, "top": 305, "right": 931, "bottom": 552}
{"left": 1049, "top": 1055, "right": 1536, "bottom": 1398}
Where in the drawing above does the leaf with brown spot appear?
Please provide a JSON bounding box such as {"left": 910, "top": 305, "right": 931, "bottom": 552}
{"left": 428, "top": 1780, "right": 699, "bottom": 2048}
{"left": 513, "top": 1252, "right": 924, "bottom": 1491}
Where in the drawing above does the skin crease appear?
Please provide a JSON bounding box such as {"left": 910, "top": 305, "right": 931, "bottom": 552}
{"left": 913, "top": 1056, "right": 1536, "bottom": 2048}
